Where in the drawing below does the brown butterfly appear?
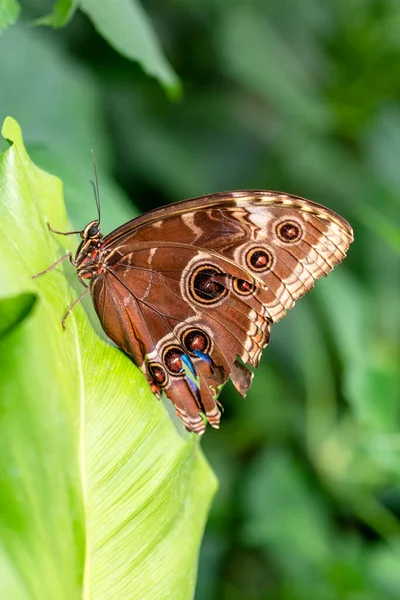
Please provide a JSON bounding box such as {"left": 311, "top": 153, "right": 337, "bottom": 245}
{"left": 33, "top": 166, "right": 353, "bottom": 434}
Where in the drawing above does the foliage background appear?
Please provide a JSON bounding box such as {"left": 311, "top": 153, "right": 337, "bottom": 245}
{"left": 1, "top": 1, "right": 399, "bottom": 599}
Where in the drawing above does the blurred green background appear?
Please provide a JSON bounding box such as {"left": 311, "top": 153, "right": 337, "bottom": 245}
{"left": 1, "top": 1, "right": 400, "bottom": 599}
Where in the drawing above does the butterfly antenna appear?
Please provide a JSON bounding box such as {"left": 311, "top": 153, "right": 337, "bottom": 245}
{"left": 90, "top": 149, "right": 101, "bottom": 224}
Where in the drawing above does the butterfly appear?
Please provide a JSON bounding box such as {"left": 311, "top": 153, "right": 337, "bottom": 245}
{"left": 33, "top": 165, "right": 353, "bottom": 434}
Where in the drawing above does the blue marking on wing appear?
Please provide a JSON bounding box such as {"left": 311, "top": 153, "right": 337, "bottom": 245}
{"left": 193, "top": 350, "right": 215, "bottom": 373}
{"left": 193, "top": 350, "right": 213, "bottom": 364}
{"left": 180, "top": 353, "right": 202, "bottom": 403}
{"left": 186, "top": 375, "right": 202, "bottom": 401}
{"left": 181, "top": 353, "right": 197, "bottom": 378}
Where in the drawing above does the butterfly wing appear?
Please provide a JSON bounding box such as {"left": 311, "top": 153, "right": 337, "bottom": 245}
{"left": 91, "top": 191, "right": 353, "bottom": 433}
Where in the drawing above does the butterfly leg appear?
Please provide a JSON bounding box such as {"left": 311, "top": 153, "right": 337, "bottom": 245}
{"left": 46, "top": 222, "right": 82, "bottom": 236}
{"left": 61, "top": 288, "right": 90, "bottom": 330}
{"left": 32, "top": 252, "right": 76, "bottom": 279}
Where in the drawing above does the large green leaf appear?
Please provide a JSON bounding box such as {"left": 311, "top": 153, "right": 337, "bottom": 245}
{"left": 0, "top": 117, "right": 216, "bottom": 599}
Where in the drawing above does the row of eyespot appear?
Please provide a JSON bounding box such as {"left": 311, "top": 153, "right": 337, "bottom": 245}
{"left": 149, "top": 219, "right": 303, "bottom": 385}
{"left": 147, "top": 327, "right": 212, "bottom": 387}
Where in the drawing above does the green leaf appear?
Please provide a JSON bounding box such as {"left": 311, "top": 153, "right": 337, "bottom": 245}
{"left": 80, "top": 0, "right": 180, "bottom": 97}
{"left": 0, "top": 0, "right": 20, "bottom": 33}
{"left": 0, "top": 116, "right": 216, "bottom": 599}
{"left": 0, "top": 292, "right": 37, "bottom": 339}
{"left": 34, "top": 0, "right": 79, "bottom": 28}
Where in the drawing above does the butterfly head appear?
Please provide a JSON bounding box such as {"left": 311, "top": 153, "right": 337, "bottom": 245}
{"left": 81, "top": 219, "right": 101, "bottom": 241}
{"left": 73, "top": 219, "right": 105, "bottom": 282}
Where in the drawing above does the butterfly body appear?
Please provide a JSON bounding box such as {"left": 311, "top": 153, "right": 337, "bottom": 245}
{"left": 42, "top": 190, "right": 354, "bottom": 434}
